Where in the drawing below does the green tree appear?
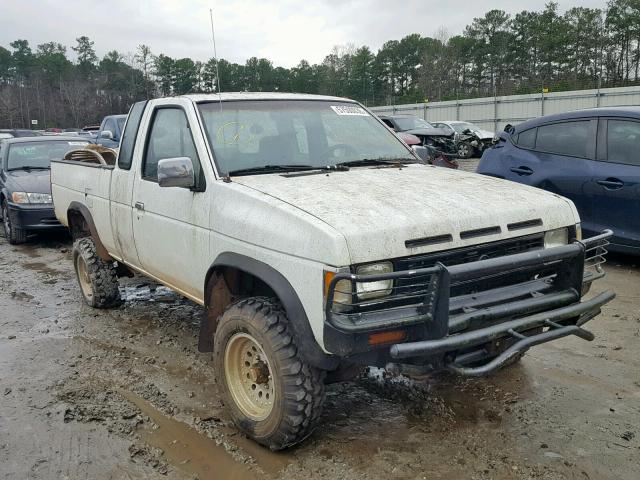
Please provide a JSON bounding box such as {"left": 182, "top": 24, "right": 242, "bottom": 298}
{"left": 72, "top": 36, "right": 97, "bottom": 76}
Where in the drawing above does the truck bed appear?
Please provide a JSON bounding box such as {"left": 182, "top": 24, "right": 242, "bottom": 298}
{"left": 51, "top": 158, "right": 116, "bottom": 255}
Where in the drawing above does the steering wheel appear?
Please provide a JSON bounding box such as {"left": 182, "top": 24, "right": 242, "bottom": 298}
{"left": 320, "top": 143, "right": 358, "bottom": 161}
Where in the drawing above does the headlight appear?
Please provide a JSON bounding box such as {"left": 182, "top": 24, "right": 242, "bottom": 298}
{"left": 10, "top": 192, "right": 52, "bottom": 204}
{"left": 544, "top": 227, "right": 569, "bottom": 248}
{"left": 11, "top": 192, "right": 29, "bottom": 204}
{"left": 27, "top": 193, "right": 52, "bottom": 204}
{"left": 356, "top": 262, "right": 393, "bottom": 300}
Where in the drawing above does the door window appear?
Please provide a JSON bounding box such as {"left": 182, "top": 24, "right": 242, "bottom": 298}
{"left": 535, "top": 121, "right": 591, "bottom": 158}
{"left": 143, "top": 107, "right": 202, "bottom": 184}
{"left": 606, "top": 119, "right": 640, "bottom": 166}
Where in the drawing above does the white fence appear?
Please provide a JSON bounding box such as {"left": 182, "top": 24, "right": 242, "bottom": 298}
{"left": 369, "top": 85, "right": 640, "bottom": 132}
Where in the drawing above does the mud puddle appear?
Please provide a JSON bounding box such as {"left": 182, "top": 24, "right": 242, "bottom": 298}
{"left": 21, "top": 261, "right": 64, "bottom": 277}
{"left": 120, "top": 389, "right": 257, "bottom": 480}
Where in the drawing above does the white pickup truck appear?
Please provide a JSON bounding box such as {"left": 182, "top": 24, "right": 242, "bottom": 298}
{"left": 51, "top": 93, "right": 614, "bottom": 449}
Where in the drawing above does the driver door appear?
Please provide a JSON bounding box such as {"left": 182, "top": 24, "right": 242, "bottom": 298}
{"left": 131, "top": 103, "right": 212, "bottom": 301}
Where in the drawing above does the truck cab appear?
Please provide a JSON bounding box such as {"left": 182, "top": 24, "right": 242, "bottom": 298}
{"left": 95, "top": 114, "right": 127, "bottom": 149}
{"left": 51, "top": 93, "right": 613, "bottom": 450}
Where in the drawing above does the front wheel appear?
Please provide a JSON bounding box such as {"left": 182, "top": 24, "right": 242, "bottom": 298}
{"left": 1, "top": 201, "right": 27, "bottom": 245}
{"left": 214, "top": 297, "right": 326, "bottom": 450}
{"left": 456, "top": 141, "right": 473, "bottom": 159}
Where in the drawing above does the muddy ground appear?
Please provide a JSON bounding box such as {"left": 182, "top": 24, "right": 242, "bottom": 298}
{"left": 1, "top": 230, "right": 639, "bottom": 480}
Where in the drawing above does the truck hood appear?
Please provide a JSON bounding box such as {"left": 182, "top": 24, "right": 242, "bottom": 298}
{"left": 233, "top": 164, "right": 579, "bottom": 265}
{"left": 4, "top": 169, "right": 52, "bottom": 195}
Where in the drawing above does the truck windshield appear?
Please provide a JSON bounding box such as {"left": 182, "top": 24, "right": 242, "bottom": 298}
{"left": 197, "top": 100, "right": 415, "bottom": 175}
{"left": 7, "top": 140, "right": 88, "bottom": 170}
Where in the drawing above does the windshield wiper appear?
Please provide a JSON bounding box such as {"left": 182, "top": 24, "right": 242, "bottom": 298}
{"left": 335, "top": 158, "right": 417, "bottom": 168}
{"left": 8, "top": 166, "right": 50, "bottom": 171}
{"left": 228, "top": 164, "right": 349, "bottom": 177}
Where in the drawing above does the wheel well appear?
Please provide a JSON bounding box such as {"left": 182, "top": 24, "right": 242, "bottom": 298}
{"left": 198, "top": 255, "right": 338, "bottom": 371}
{"left": 67, "top": 209, "right": 91, "bottom": 240}
{"left": 65, "top": 203, "right": 112, "bottom": 261}
{"left": 199, "top": 266, "right": 278, "bottom": 352}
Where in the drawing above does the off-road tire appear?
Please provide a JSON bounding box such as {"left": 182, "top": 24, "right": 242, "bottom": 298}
{"left": 456, "top": 141, "right": 473, "bottom": 159}
{"left": 1, "top": 200, "right": 27, "bottom": 245}
{"left": 213, "top": 297, "right": 326, "bottom": 450}
{"left": 72, "top": 237, "right": 121, "bottom": 308}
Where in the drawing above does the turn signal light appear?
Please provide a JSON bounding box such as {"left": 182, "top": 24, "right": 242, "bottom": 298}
{"left": 368, "top": 330, "right": 406, "bottom": 346}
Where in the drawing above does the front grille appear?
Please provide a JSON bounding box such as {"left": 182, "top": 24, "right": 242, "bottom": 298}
{"left": 395, "top": 233, "right": 545, "bottom": 298}
{"left": 395, "top": 233, "right": 544, "bottom": 271}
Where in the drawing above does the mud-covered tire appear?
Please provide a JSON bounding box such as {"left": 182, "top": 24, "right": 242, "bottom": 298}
{"left": 72, "top": 237, "right": 121, "bottom": 308}
{"left": 2, "top": 201, "right": 27, "bottom": 245}
{"left": 213, "top": 297, "right": 326, "bottom": 450}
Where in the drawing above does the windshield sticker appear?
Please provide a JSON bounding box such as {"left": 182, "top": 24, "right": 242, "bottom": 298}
{"left": 68, "top": 142, "right": 89, "bottom": 146}
{"left": 330, "top": 105, "right": 368, "bottom": 116}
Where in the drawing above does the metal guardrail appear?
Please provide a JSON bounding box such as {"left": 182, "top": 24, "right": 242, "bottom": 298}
{"left": 369, "top": 86, "right": 640, "bottom": 130}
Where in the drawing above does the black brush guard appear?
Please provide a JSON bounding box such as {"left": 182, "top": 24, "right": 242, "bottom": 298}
{"left": 324, "top": 230, "right": 614, "bottom": 376}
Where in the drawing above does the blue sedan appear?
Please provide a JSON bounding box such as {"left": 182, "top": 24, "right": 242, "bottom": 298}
{"left": 478, "top": 107, "right": 640, "bottom": 254}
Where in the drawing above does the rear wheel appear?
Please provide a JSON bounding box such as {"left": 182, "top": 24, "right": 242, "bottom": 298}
{"left": 1, "top": 201, "right": 27, "bottom": 245}
{"left": 72, "top": 237, "right": 121, "bottom": 308}
{"left": 214, "top": 297, "right": 325, "bottom": 450}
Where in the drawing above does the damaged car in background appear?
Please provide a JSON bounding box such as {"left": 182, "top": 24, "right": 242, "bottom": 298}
{"left": 378, "top": 114, "right": 458, "bottom": 159}
{"left": 51, "top": 93, "right": 614, "bottom": 450}
{"left": 433, "top": 121, "right": 495, "bottom": 159}
{"left": 396, "top": 131, "right": 459, "bottom": 169}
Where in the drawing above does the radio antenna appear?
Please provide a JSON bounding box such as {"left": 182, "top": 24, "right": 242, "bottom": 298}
{"left": 209, "top": 8, "right": 223, "bottom": 104}
{"left": 210, "top": 7, "right": 230, "bottom": 180}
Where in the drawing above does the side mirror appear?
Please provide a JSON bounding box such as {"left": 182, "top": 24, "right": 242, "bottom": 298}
{"left": 157, "top": 157, "right": 195, "bottom": 189}
{"left": 411, "top": 145, "right": 431, "bottom": 162}
{"left": 100, "top": 130, "right": 114, "bottom": 140}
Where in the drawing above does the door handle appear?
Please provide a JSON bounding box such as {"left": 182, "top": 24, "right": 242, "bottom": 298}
{"left": 596, "top": 178, "right": 624, "bottom": 190}
{"left": 134, "top": 201, "right": 145, "bottom": 211}
{"left": 510, "top": 166, "right": 533, "bottom": 176}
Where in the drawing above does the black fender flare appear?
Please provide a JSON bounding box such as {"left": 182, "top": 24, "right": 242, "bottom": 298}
{"left": 200, "top": 252, "right": 338, "bottom": 370}
{"left": 67, "top": 201, "right": 112, "bottom": 261}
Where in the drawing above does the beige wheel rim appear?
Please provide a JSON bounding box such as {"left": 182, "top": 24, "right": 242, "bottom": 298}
{"left": 76, "top": 255, "right": 93, "bottom": 300}
{"left": 224, "top": 333, "right": 275, "bottom": 421}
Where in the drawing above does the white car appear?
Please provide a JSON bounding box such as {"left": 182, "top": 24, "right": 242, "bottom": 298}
{"left": 50, "top": 93, "right": 613, "bottom": 449}
{"left": 433, "top": 121, "right": 495, "bottom": 158}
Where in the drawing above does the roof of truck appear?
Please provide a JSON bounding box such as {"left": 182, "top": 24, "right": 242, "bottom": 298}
{"left": 181, "top": 92, "right": 356, "bottom": 103}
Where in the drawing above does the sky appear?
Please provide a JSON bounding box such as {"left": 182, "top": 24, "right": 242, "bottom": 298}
{"left": 0, "top": 0, "right": 606, "bottom": 68}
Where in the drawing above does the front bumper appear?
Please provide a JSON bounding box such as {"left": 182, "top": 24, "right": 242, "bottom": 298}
{"left": 7, "top": 203, "right": 62, "bottom": 231}
{"left": 324, "top": 230, "right": 613, "bottom": 375}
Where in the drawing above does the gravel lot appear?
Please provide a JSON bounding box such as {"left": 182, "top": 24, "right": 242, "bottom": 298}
{"left": 1, "top": 223, "right": 639, "bottom": 479}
